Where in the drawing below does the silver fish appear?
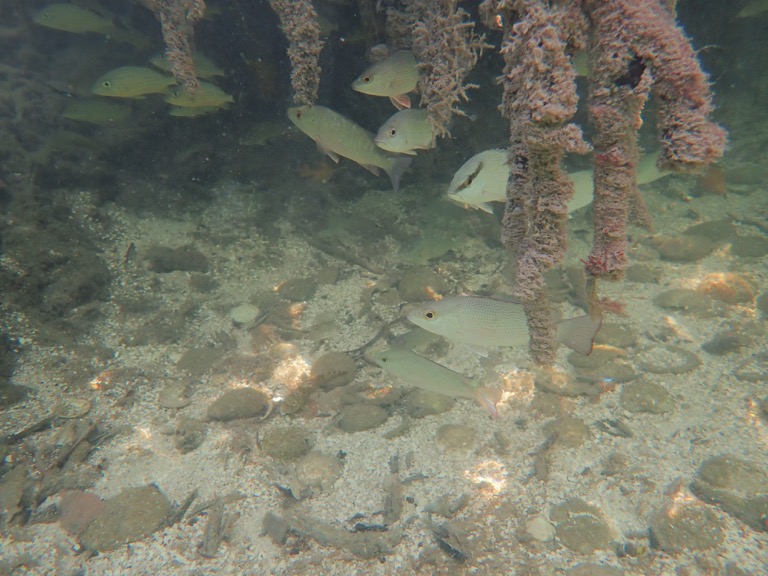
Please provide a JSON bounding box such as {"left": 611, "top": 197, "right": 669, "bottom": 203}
{"left": 375, "top": 109, "right": 435, "bottom": 155}
{"left": 407, "top": 295, "right": 601, "bottom": 356}
{"left": 287, "top": 104, "right": 411, "bottom": 192}
{"left": 352, "top": 51, "right": 419, "bottom": 110}
{"left": 369, "top": 348, "right": 501, "bottom": 418}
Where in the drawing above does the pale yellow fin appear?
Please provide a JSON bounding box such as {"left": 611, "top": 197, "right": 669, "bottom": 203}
{"left": 390, "top": 94, "right": 411, "bottom": 110}
{"left": 556, "top": 314, "right": 602, "bottom": 355}
{"left": 474, "top": 387, "right": 502, "bottom": 419}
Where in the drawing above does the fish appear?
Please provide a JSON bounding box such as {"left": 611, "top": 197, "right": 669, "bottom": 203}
{"left": 34, "top": 3, "right": 150, "bottom": 48}
{"left": 164, "top": 81, "right": 234, "bottom": 108}
{"left": 287, "top": 104, "right": 412, "bottom": 192}
{"left": 168, "top": 105, "right": 221, "bottom": 118}
{"left": 375, "top": 109, "right": 435, "bottom": 155}
{"left": 352, "top": 51, "right": 419, "bottom": 110}
{"left": 92, "top": 66, "right": 176, "bottom": 98}
{"left": 34, "top": 3, "right": 115, "bottom": 34}
{"left": 567, "top": 153, "right": 672, "bottom": 212}
{"left": 62, "top": 99, "right": 131, "bottom": 125}
{"left": 448, "top": 150, "right": 671, "bottom": 214}
{"left": 407, "top": 295, "right": 602, "bottom": 356}
{"left": 369, "top": 348, "right": 502, "bottom": 418}
{"left": 736, "top": 0, "right": 768, "bottom": 18}
{"left": 445, "top": 149, "right": 508, "bottom": 214}
{"left": 150, "top": 52, "right": 225, "bottom": 79}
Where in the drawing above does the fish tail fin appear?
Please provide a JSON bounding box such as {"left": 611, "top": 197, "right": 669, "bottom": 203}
{"left": 556, "top": 314, "right": 603, "bottom": 355}
{"left": 386, "top": 156, "right": 412, "bottom": 192}
{"left": 474, "top": 387, "right": 502, "bottom": 419}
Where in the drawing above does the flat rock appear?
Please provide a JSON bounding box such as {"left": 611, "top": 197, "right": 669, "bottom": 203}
{"left": 206, "top": 388, "right": 270, "bottom": 421}
{"left": 79, "top": 486, "right": 171, "bottom": 551}
{"left": 649, "top": 505, "right": 724, "bottom": 553}
{"left": 551, "top": 499, "right": 613, "bottom": 553}
{"left": 620, "top": 381, "right": 675, "bottom": 414}
{"left": 690, "top": 454, "right": 768, "bottom": 532}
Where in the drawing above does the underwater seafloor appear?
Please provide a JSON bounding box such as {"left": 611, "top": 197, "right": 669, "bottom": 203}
{"left": 2, "top": 2, "right": 768, "bottom": 576}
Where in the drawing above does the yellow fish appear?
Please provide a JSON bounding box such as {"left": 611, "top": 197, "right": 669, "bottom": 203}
{"left": 736, "top": 0, "right": 768, "bottom": 17}
{"left": 92, "top": 66, "right": 176, "bottom": 98}
{"left": 168, "top": 105, "right": 221, "bottom": 118}
{"left": 34, "top": 3, "right": 150, "bottom": 48}
{"left": 62, "top": 99, "right": 131, "bottom": 124}
{"left": 150, "top": 52, "right": 225, "bottom": 80}
{"left": 352, "top": 51, "right": 418, "bottom": 110}
{"left": 34, "top": 3, "right": 114, "bottom": 34}
{"left": 164, "top": 82, "right": 234, "bottom": 108}
{"left": 287, "top": 104, "right": 411, "bottom": 192}
{"left": 375, "top": 109, "right": 435, "bottom": 155}
{"left": 369, "top": 348, "right": 502, "bottom": 418}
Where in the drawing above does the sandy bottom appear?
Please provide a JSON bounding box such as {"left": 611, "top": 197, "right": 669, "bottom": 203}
{"left": 1, "top": 161, "right": 767, "bottom": 576}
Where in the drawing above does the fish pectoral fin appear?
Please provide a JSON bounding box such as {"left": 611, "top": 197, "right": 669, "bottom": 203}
{"left": 474, "top": 387, "right": 502, "bottom": 419}
{"left": 390, "top": 94, "right": 411, "bottom": 110}
{"left": 361, "top": 163, "right": 381, "bottom": 176}
{"left": 315, "top": 141, "right": 340, "bottom": 163}
{"left": 478, "top": 203, "right": 495, "bottom": 214}
{"left": 556, "top": 314, "right": 603, "bottom": 355}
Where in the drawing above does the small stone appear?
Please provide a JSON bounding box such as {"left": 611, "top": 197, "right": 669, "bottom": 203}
{"left": 625, "top": 264, "right": 661, "bottom": 284}
{"left": 229, "top": 303, "right": 260, "bottom": 327}
{"left": 731, "top": 235, "right": 768, "bottom": 258}
{"left": 551, "top": 499, "right": 613, "bottom": 554}
{"left": 177, "top": 347, "right": 221, "bottom": 376}
{"left": 649, "top": 506, "right": 724, "bottom": 552}
{"left": 158, "top": 380, "right": 191, "bottom": 409}
{"left": 146, "top": 245, "right": 209, "bottom": 273}
{"left": 206, "top": 388, "right": 270, "bottom": 421}
{"left": 620, "top": 381, "right": 675, "bottom": 414}
{"left": 544, "top": 416, "right": 591, "bottom": 448}
{"left": 174, "top": 417, "right": 207, "bottom": 453}
{"left": 310, "top": 352, "right": 356, "bottom": 390}
{"left": 653, "top": 289, "right": 713, "bottom": 314}
{"left": 566, "top": 564, "right": 624, "bottom": 576}
{"left": 260, "top": 426, "right": 314, "bottom": 461}
{"left": 338, "top": 403, "right": 388, "bottom": 432}
{"left": 653, "top": 235, "right": 715, "bottom": 262}
{"left": 436, "top": 424, "right": 476, "bottom": 451}
{"left": 291, "top": 451, "right": 343, "bottom": 499}
{"left": 404, "top": 388, "right": 455, "bottom": 417}
{"left": 683, "top": 220, "right": 737, "bottom": 243}
{"left": 278, "top": 277, "right": 317, "bottom": 301}
{"left": 594, "top": 324, "right": 637, "bottom": 348}
{"left": 525, "top": 515, "right": 555, "bottom": 542}
{"left": 79, "top": 486, "right": 172, "bottom": 551}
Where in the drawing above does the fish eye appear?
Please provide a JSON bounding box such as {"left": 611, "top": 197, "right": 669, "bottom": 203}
{"left": 103, "top": 81, "right": 111, "bottom": 88}
{"left": 295, "top": 110, "right": 302, "bottom": 119}
{"left": 423, "top": 309, "right": 437, "bottom": 320}
{"left": 363, "top": 76, "right": 371, "bottom": 83}
{"left": 465, "top": 175, "right": 474, "bottom": 185}
{"left": 389, "top": 128, "right": 397, "bottom": 136}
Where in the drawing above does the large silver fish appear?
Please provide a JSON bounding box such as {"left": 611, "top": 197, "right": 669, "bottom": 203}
{"left": 445, "top": 149, "right": 508, "bottom": 214}
{"left": 287, "top": 104, "right": 411, "bottom": 192}
{"left": 407, "top": 295, "right": 601, "bottom": 356}
{"left": 369, "top": 348, "right": 502, "bottom": 418}
{"left": 352, "top": 51, "right": 419, "bottom": 110}
{"left": 447, "top": 149, "right": 671, "bottom": 214}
